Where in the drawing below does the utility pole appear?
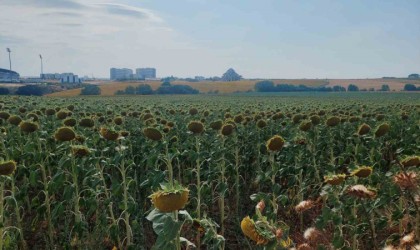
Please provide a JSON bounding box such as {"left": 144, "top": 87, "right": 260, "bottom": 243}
{"left": 6, "top": 48, "right": 12, "bottom": 82}
{"left": 39, "top": 54, "right": 44, "bottom": 79}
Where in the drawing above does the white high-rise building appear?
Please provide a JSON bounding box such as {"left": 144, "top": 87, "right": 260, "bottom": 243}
{"left": 136, "top": 68, "right": 156, "bottom": 79}
{"left": 110, "top": 68, "right": 133, "bottom": 80}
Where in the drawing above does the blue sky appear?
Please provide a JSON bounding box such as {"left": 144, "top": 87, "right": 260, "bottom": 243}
{"left": 0, "top": 0, "right": 419, "bottom": 78}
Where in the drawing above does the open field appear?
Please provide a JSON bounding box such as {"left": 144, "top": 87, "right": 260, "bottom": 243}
{"left": 0, "top": 93, "right": 419, "bottom": 249}
{"left": 47, "top": 78, "right": 420, "bottom": 97}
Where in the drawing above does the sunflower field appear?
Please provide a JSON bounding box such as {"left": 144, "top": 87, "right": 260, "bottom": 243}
{"left": 0, "top": 93, "right": 419, "bottom": 250}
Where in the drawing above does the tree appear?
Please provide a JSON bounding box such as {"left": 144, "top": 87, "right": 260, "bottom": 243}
{"left": 347, "top": 84, "right": 359, "bottom": 92}
{"left": 16, "top": 85, "right": 44, "bottom": 96}
{"left": 380, "top": 84, "right": 390, "bottom": 91}
{"left": 255, "top": 81, "right": 275, "bottom": 92}
{"left": 332, "top": 85, "right": 346, "bottom": 92}
{"left": 221, "top": 68, "right": 242, "bottom": 81}
{"left": 136, "top": 84, "right": 153, "bottom": 95}
{"left": 404, "top": 84, "right": 417, "bottom": 91}
{"left": 125, "top": 86, "right": 136, "bottom": 95}
{"left": 0, "top": 87, "right": 9, "bottom": 95}
{"left": 80, "top": 85, "right": 101, "bottom": 95}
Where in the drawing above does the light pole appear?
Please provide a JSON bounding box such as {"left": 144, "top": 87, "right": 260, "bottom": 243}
{"left": 6, "top": 48, "right": 12, "bottom": 82}
{"left": 39, "top": 54, "right": 44, "bottom": 79}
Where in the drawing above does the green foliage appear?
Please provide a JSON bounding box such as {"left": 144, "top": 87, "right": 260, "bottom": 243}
{"left": 80, "top": 84, "right": 101, "bottom": 95}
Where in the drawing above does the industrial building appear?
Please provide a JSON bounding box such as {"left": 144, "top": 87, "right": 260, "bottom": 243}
{"left": 0, "top": 68, "right": 20, "bottom": 82}
{"left": 136, "top": 68, "right": 156, "bottom": 79}
{"left": 110, "top": 68, "right": 133, "bottom": 80}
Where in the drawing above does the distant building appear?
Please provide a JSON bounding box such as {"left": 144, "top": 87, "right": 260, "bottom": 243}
{"left": 110, "top": 68, "right": 133, "bottom": 80}
{"left": 0, "top": 68, "right": 20, "bottom": 82}
{"left": 136, "top": 68, "right": 156, "bottom": 79}
{"left": 60, "top": 73, "right": 81, "bottom": 83}
{"left": 408, "top": 73, "right": 419, "bottom": 79}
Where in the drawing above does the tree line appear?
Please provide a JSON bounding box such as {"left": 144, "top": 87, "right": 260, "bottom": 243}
{"left": 254, "top": 81, "right": 420, "bottom": 92}
{"left": 114, "top": 82, "right": 199, "bottom": 96}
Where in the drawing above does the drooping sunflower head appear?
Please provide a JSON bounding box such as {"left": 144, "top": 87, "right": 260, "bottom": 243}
{"left": 357, "top": 123, "right": 371, "bottom": 136}
{"left": 79, "top": 117, "right": 95, "bottom": 128}
{"left": 401, "top": 156, "right": 420, "bottom": 167}
{"left": 210, "top": 120, "right": 223, "bottom": 130}
{"left": 63, "top": 118, "right": 77, "bottom": 127}
{"left": 326, "top": 116, "right": 341, "bottom": 127}
{"left": 295, "top": 200, "right": 315, "bottom": 213}
{"left": 220, "top": 123, "right": 235, "bottom": 136}
{"left": 150, "top": 185, "right": 189, "bottom": 213}
{"left": 56, "top": 110, "right": 68, "bottom": 120}
{"left": 393, "top": 172, "right": 417, "bottom": 190}
{"left": 187, "top": 121, "right": 205, "bottom": 135}
{"left": 189, "top": 108, "right": 198, "bottom": 116}
{"left": 374, "top": 123, "right": 390, "bottom": 138}
{"left": 240, "top": 216, "right": 270, "bottom": 245}
{"left": 347, "top": 185, "right": 376, "bottom": 199}
{"left": 100, "top": 127, "right": 120, "bottom": 141}
{"left": 7, "top": 115, "right": 22, "bottom": 126}
{"left": 143, "top": 127, "right": 163, "bottom": 141}
{"left": 299, "top": 120, "right": 312, "bottom": 132}
{"left": 351, "top": 166, "right": 373, "bottom": 178}
{"left": 19, "top": 120, "right": 39, "bottom": 133}
{"left": 71, "top": 145, "right": 91, "bottom": 158}
{"left": 324, "top": 174, "right": 346, "bottom": 185}
{"left": 256, "top": 119, "right": 267, "bottom": 129}
{"left": 114, "top": 116, "right": 123, "bottom": 125}
{"left": 266, "top": 135, "right": 285, "bottom": 152}
{"left": 310, "top": 115, "right": 321, "bottom": 125}
{"left": 54, "top": 127, "right": 76, "bottom": 142}
{"left": 0, "top": 160, "right": 17, "bottom": 176}
{"left": 45, "top": 108, "right": 56, "bottom": 116}
{"left": 0, "top": 111, "right": 10, "bottom": 120}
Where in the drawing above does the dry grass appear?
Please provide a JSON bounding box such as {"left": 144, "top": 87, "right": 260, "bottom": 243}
{"left": 47, "top": 78, "right": 420, "bottom": 97}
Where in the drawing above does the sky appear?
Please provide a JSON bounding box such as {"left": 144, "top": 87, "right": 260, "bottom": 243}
{"left": 0, "top": 0, "right": 419, "bottom": 79}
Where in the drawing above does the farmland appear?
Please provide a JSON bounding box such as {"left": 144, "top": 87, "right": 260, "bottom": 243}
{"left": 0, "top": 92, "right": 419, "bottom": 250}
{"left": 47, "top": 78, "right": 420, "bottom": 97}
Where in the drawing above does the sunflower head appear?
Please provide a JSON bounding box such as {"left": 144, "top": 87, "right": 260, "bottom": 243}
{"left": 63, "top": 118, "right": 77, "bottom": 127}
{"left": 0, "top": 160, "right": 17, "bottom": 176}
{"left": 357, "top": 123, "right": 371, "bottom": 136}
{"left": 256, "top": 119, "right": 267, "bottom": 129}
{"left": 310, "top": 115, "right": 320, "bottom": 125}
{"left": 71, "top": 145, "right": 91, "bottom": 158}
{"left": 143, "top": 127, "right": 163, "bottom": 141}
{"left": 326, "top": 116, "right": 341, "bottom": 127}
{"left": 299, "top": 120, "right": 312, "bottom": 132}
{"left": 351, "top": 166, "right": 373, "bottom": 178}
{"left": 150, "top": 184, "right": 189, "bottom": 213}
{"left": 374, "top": 123, "right": 390, "bottom": 138}
{"left": 240, "top": 216, "right": 270, "bottom": 245}
{"left": 45, "top": 108, "right": 56, "bottom": 116}
{"left": 324, "top": 174, "right": 346, "bottom": 185}
{"left": 347, "top": 185, "right": 376, "bottom": 199}
{"left": 100, "top": 127, "right": 120, "bottom": 141}
{"left": 401, "top": 156, "right": 420, "bottom": 167}
{"left": 266, "top": 135, "right": 285, "bottom": 152}
{"left": 221, "top": 123, "right": 235, "bottom": 136}
{"left": 114, "top": 116, "right": 123, "bottom": 125}
{"left": 56, "top": 110, "right": 68, "bottom": 120}
{"left": 187, "top": 121, "right": 205, "bottom": 135}
{"left": 54, "top": 127, "right": 76, "bottom": 142}
{"left": 0, "top": 112, "right": 10, "bottom": 120}
{"left": 393, "top": 172, "right": 417, "bottom": 190}
{"left": 79, "top": 117, "right": 95, "bottom": 128}
{"left": 8, "top": 115, "right": 22, "bottom": 126}
{"left": 210, "top": 120, "right": 223, "bottom": 130}
{"left": 19, "top": 120, "right": 39, "bottom": 133}
{"left": 189, "top": 108, "right": 198, "bottom": 116}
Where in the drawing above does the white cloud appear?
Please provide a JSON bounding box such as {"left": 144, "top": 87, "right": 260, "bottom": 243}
{"left": 0, "top": 0, "right": 179, "bottom": 77}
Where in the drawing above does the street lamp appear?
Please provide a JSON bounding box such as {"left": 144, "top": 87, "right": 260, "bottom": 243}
{"left": 6, "top": 48, "right": 12, "bottom": 82}
{"left": 39, "top": 54, "right": 44, "bottom": 79}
